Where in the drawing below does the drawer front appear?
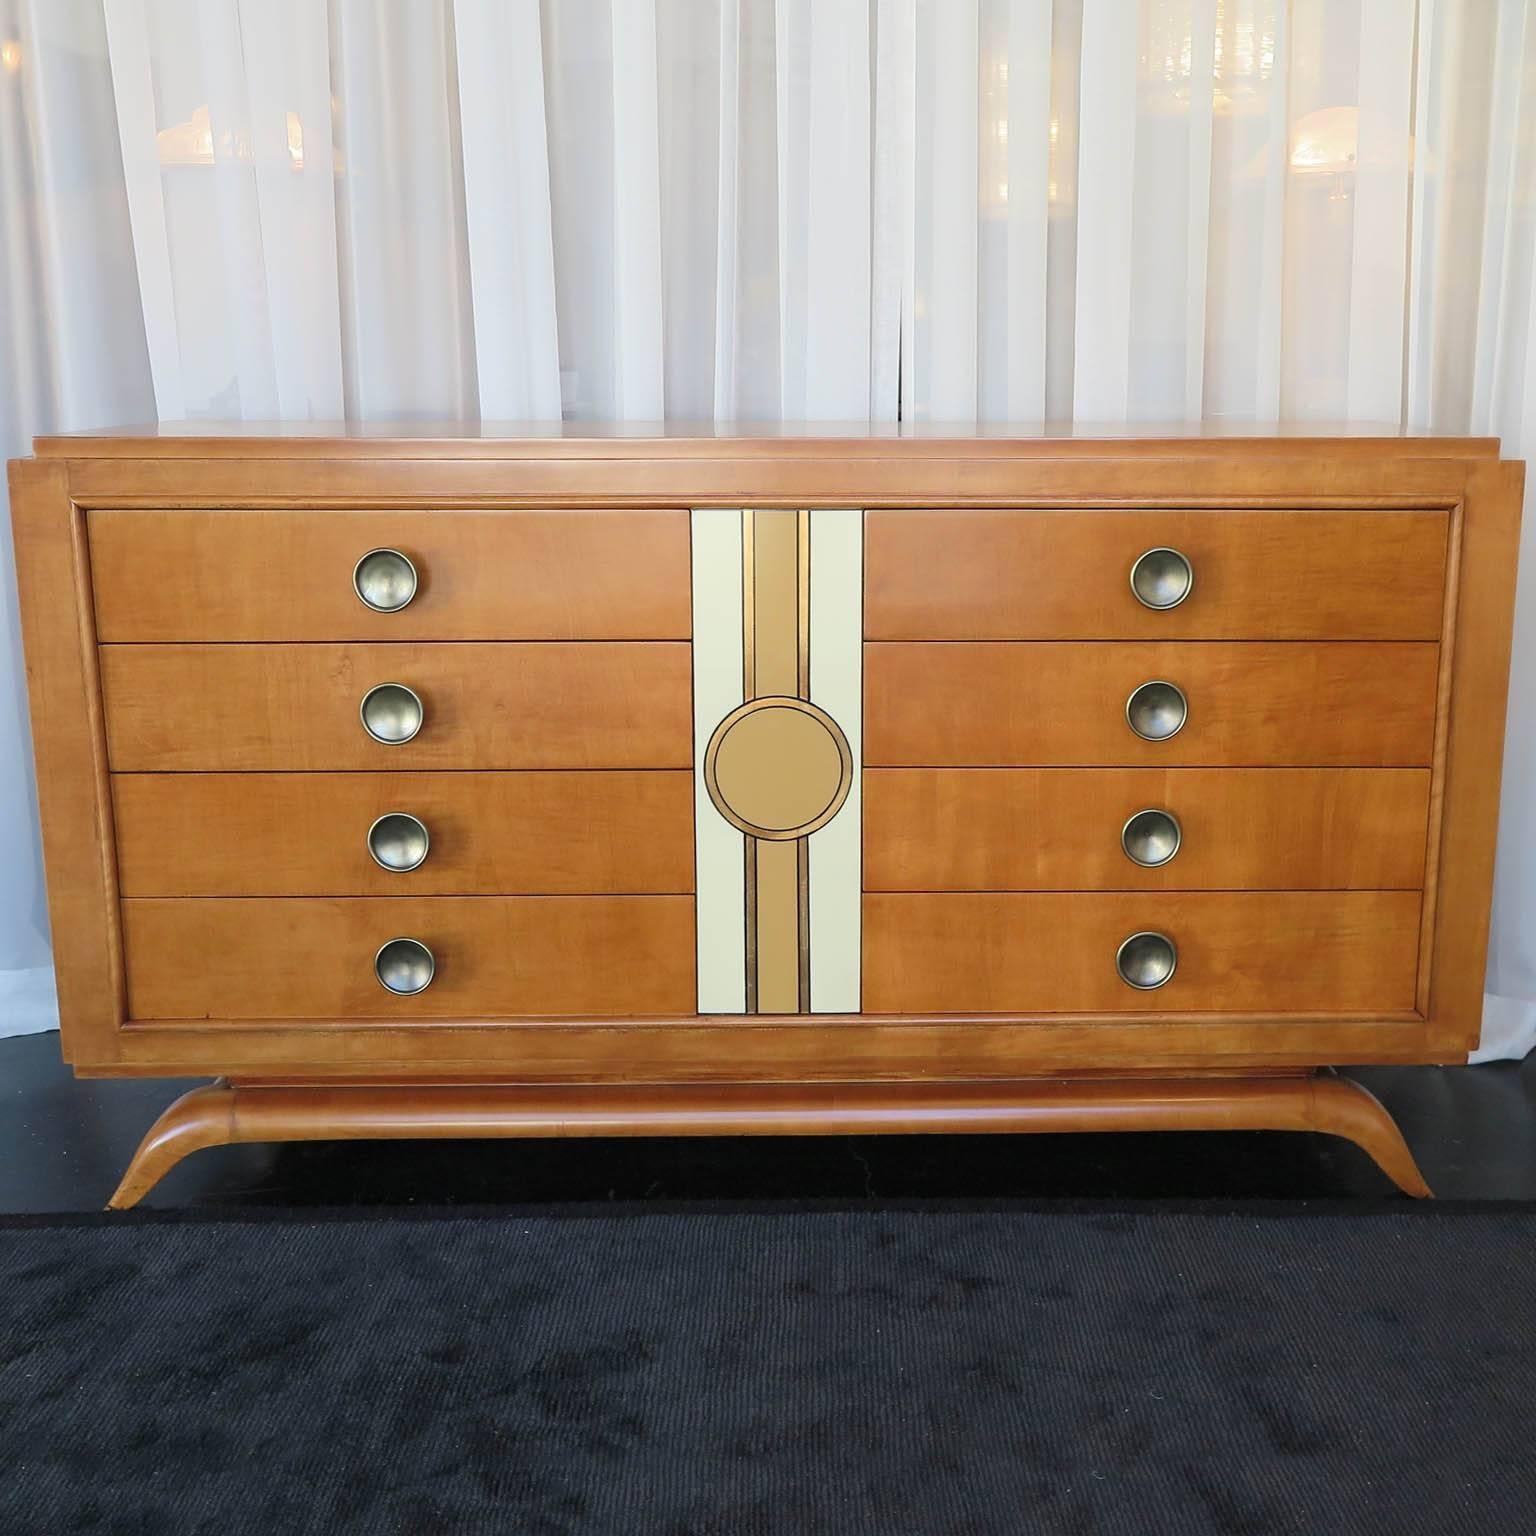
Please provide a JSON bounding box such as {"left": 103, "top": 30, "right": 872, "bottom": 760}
{"left": 113, "top": 771, "right": 694, "bottom": 897}
{"left": 100, "top": 643, "right": 692, "bottom": 771}
{"left": 865, "top": 642, "right": 1438, "bottom": 767}
{"left": 863, "top": 891, "right": 1421, "bottom": 1013}
{"left": 122, "top": 896, "right": 696, "bottom": 1019}
{"left": 864, "top": 768, "right": 1431, "bottom": 891}
{"left": 88, "top": 508, "right": 692, "bottom": 641}
{"left": 865, "top": 509, "right": 1448, "bottom": 640}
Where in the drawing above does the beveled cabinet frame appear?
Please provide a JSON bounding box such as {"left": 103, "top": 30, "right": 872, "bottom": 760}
{"left": 7, "top": 428, "right": 1524, "bottom": 1203}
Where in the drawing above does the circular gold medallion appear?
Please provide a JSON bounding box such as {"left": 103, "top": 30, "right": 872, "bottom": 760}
{"left": 704, "top": 697, "right": 853, "bottom": 840}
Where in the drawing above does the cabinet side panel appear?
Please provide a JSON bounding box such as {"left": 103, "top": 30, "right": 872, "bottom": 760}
{"left": 7, "top": 460, "right": 123, "bottom": 1064}
{"left": 1427, "top": 458, "right": 1525, "bottom": 1053}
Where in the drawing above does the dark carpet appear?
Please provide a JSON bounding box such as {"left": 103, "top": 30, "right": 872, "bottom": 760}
{"left": 3, "top": 1204, "right": 1534, "bottom": 1535}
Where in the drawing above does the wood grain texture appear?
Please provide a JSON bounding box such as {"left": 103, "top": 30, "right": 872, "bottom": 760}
{"left": 9, "top": 432, "right": 1520, "bottom": 1135}
{"left": 34, "top": 419, "right": 1501, "bottom": 456}
{"left": 112, "top": 771, "right": 695, "bottom": 896}
{"left": 1425, "top": 460, "right": 1525, "bottom": 1050}
{"left": 58, "top": 452, "right": 1477, "bottom": 509}
{"left": 122, "top": 896, "right": 696, "bottom": 1020}
{"left": 6, "top": 460, "right": 124, "bottom": 1067}
{"left": 88, "top": 507, "right": 692, "bottom": 641}
{"left": 865, "top": 641, "right": 1439, "bottom": 767}
{"left": 865, "top": 508, "right": 1448, "bottom": 639}
{"left": 862, "top": 891, "right": 1422, "bottom": 1014}
{"left": 100, "top": 642, "right": 692, "bottom": 771}
{"left": 103, "top": 1072, "right": 1430, "bottom": 1209}
{"left": 79, "top": 1014, "right": 1441, "bottom": 1082}
{"left": 863, "top": 768, "right": 1431, "bottom": 891}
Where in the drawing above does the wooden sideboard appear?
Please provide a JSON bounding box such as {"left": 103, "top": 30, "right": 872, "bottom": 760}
{"left": 8, "top": 426, "right": 1524, "bottom": 1204}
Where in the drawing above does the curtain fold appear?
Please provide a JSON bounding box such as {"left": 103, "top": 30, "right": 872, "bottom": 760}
{"left": 2, "top": 0, "right": 1535, "bottom": 1055}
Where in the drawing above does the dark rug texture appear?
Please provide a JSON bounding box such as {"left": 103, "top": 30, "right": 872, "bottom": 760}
{"left": 2, "top": 1203, "right": 1534, "bottom": 1535}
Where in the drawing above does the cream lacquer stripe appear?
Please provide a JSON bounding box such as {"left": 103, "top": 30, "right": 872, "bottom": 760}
{"left": 692, "top": 510, "right": 746, "bottom": 1013}
{"left": 808, "top": 509, "right": 863, "bottom": 1013}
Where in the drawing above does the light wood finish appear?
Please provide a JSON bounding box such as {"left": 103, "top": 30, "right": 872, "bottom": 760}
{"left": 865, "top": 641, "right": 1439, "bottom": 767}
{"left": 122, "top": 896, "right": 695, "bottom": 1020}
{"left": 6, "top": 461, "right": 125, "bottom": 1068}
{"left": 865, "top": 508, "right": 1449, "bottom": 639}
{"left": 104, "top": 1073, "right": 1430, "bottom": 1209}
{"left": 76, "top": 1015, "right": 1444, "bottom": 1081}
{"left": 35, "top": 419, "right": 1500, "bottom": 456}
{"left": 10, "top": 429, "right": 1521, "bottom": 1203}
{"left": 100, "top": 642, "right": 692, "bottom": 771}
{"left": 863, "top": 891, "right": 1422, "bottom": 1013}
{"left": 88, "top": 507, "right": 692, "bottom": 642}
{"left": 112, "top": 771, "right": 694, "bottom": 897}
{"left": 863, "top": 768, "right": 1431, "bottom": 891}
{"left": 1425, "top": 459, "right": 1526, "bottom": 1048}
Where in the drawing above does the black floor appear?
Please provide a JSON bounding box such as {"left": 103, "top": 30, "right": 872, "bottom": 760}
{"left": 6, "top": 1030, "right": 1536, "bottom": 1212}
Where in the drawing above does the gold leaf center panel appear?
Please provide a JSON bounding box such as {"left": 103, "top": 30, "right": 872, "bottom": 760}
{"left": 691, "top": 509, "right": 863, "bottom": 1015}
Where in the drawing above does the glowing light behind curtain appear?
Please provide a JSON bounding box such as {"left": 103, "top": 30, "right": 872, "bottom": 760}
{"left": 0, "top": 0, "right": 1535, "bottom": 1054}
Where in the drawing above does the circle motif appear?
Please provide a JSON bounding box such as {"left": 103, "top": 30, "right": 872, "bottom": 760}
{"left": 704, "top": 697, "right": 853, "bottom": 840}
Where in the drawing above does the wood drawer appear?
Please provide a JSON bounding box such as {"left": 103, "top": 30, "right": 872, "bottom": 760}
{"left": 100, "top": 643, "right": 692, "bottom": 771}
{"left": 113, "top": 771, "right": 694, "bottom": 897}
{"left": 88, "top": 508, "right": 692, "bottom": 641}
{"left": 122, "top": 896, "right": 696, "bottom": 1020}
{"left": 864, "top": 768, "right": 1431, "bottom": 891}
{"left": 865, "top": 509, "right": 1448, "bottom": 640}
{"left": 863, "top": 891, "right": 1421, "bottom": 1013}
{"left": 865, "top": 642, "right": 1438, "bottom": 767}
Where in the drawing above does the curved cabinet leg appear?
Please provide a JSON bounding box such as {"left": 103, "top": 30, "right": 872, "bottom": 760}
{"left": 1305, "top": 1074, "right": 1433, "bottom": 1199}
{"left": 107, "top": 1080, "right": 236, "bottom": 1210}
{"left": 105, "top": 1072, "right": 1432, "bottom": 1208}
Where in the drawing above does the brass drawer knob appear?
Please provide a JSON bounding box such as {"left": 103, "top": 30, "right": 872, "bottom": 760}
{"left": 1125, "top": 680, "right": 1187, "bottom": 741}
{"left": 1121, "top": 808, "right": 1182, "bottom": 867}
{"left": 359, "top": 682, "right": 423, "bottom": 744}
{"left": 367, "top": 812, "right": 430, "bottom": 872}
{"left": 375, "top": 937, "right": 435, "bottom": 995}
{"left": 1116, "top": 931, "right": 1177, "bottom": 990}
{"left": 1130, "top": 547, "right": 1193, "bottom": 610}
{"left": 353, "top": 548, "right": 418, "bottom": 612}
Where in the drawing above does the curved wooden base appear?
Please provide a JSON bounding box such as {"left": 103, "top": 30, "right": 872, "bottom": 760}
{"left": 106, "top": 1072, "right": 1432, "bottom": 1209}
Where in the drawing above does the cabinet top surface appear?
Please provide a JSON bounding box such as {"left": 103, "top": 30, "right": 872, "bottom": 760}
{"left": 29, "top": 421, "right": 1502, "bottom": 461}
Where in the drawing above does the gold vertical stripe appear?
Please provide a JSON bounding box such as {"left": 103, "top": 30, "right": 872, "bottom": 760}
{"left": 743, "top": 834, "right": 758, "bottom": 1015}
{"left": 755, "top": 838, "right": 801, "bottom": 1014}
{"left": 752, "top": 510, "right": 800, "bottom": 698}
{"left": 741, "top": 510, "right": 755, "bottom": 698}
{"left": 796, "top": 835, "right": 811, "bottom": 1013}
{"left": 740, "top": 508, "right": 816, "bottom": 1014}
{"left": 797, "top": 509, "right": 811, "bottom": 702}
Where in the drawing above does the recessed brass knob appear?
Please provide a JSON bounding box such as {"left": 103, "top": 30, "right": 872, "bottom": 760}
{"left": 367, "top": 813, "right": 429, "bottom": 872}
{"left": 375, "top": 937, "right": 435, "bottom": 995}
{"left": 1125, "top": 680, "right": 1187, "bottom": 742}
{"left": 359, "top": 683, "right": 423, "bottom": 745}
{"left": 353, "top": 548, "right": 418, "bottom": 612}
{"left": 1115, "top": 931, "right": 1177, "bottom": 990}
{"left": 1121, "top": 808, "right": 1182, "bottom": 868}
{"left": 1130, "top": 547, "right": 1193, "bottom": 610}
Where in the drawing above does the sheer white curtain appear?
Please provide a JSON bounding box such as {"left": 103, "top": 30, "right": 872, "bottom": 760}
{"left": 1, "top": 0, "right": 1534, "bottom": 1054}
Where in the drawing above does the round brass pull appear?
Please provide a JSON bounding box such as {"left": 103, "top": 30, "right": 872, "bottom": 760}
{"left": 1116, "top": 931, "right": 1177, "bottom": 990}
{"left": 375, "top": 937, "right": 435, "bottom": 995}
{"left": 1121, "top": 808, "right": 1182, "bottom": 868}
{"left": 1130, "top": 547, "right": 1193, "bottom": 610}
{"left": 1125, "top": 680, "right": 1187, "bottom": 742}
{"left": 367, "top": 812, "right": 430, "bottom": 872}
{"left": 353, "top": 548, "right": 418, "bottom": 613}
{"left": 359, "top": 682, "right": 423, "bottom": 745}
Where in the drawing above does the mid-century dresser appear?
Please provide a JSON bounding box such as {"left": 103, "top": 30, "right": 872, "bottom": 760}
{"left": 8, "top": 427, "right": 1523, "bottom": 1203}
